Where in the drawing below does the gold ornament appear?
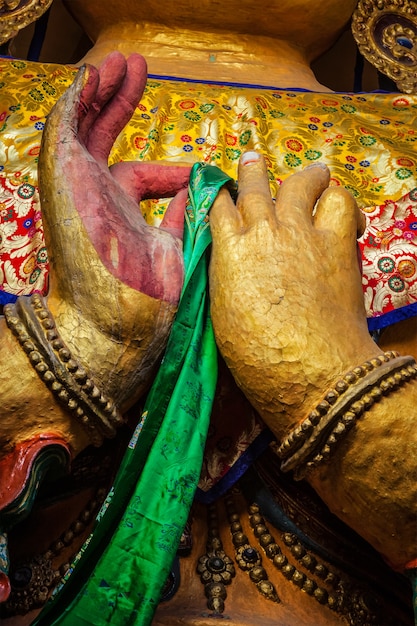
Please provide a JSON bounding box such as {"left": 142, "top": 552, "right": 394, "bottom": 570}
{"left": 0, "top": 0, "right": 53, "bottom": 45}
{"left": 352, "top": 0, "right": 417, "bottom": 93}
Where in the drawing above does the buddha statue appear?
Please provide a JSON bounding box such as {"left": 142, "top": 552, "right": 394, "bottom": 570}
{"left": 0, "top": 1, "right": 416, "bottom": 625}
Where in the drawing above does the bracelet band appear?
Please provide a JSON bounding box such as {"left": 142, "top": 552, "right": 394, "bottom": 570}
{"left": 4, "top": 293, "right": 124, "bottom": 447}
{"left": 276, "top": 351, "right": 417, "bottom": 480}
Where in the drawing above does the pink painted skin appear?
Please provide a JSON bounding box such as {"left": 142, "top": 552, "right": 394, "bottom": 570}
{"left": 51, "top": 51, "right": 191, "bottom": 303}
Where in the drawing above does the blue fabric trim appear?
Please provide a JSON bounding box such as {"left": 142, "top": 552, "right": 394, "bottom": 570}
{"left": 367, "top": 302, "right": 417, "bottom": 331}
{"left": 148, "top": 73, "right": 312, "bottom": 92}
{"left": 148, "top": 73, "right": 393, "bottom": 95}
{"left": 195, "top": 427, "right": 274, "bottom": 504}
{"left": 0, "top": 291, "right": 17, "bottom": 305}
{"left": 241, "top": 469, "right": 339, "bottom": 558}
{"left": 239, "top": 466, "right": 392, "bottom": 581}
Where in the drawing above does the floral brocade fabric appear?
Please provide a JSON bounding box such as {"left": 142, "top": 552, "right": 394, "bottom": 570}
{"left": 0, "top": 58, "right": 416, "bottom": 324}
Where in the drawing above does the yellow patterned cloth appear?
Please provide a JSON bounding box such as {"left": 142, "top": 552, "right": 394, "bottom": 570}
{"left": 0, "top": 58, "right": 416, "bottom": 323}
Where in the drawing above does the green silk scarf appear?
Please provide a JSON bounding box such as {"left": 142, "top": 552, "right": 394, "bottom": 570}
{"left": 31, "top": 162, "right": 232, "bottom": 626}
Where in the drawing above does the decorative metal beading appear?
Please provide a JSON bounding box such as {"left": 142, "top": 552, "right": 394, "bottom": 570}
{"left": 4, "top": 294, "right": 124, "bottom": 447}
{"left": 276, "top": 351, "right": 417, "bottom": 479}
{"left": 197, "top": 502, "right": 235, "bottom": 614}
{"left": 352, "top": 0, "right": 417, "bottom": 92}
{"left": 225, "top": 493, "right": 280, "bottom": 604}
{"left": 0, "top": 0, "right": 53, "bottom": 45}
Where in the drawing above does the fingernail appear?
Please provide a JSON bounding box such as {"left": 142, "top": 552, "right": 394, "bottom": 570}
{"left": 304, "top": 162, "right": 328, "bottom": 171}
{"left": 241, "top": 151, "right": 261, "bottom": 166}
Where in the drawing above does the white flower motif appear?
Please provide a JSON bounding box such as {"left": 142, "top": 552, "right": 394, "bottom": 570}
{"left": 0, "top": 220, "right": 18, "bottom": 251}
{"left": 9, "top": 231, "right": 44, "bottom": 259}
{"left": 2, "top": 260, "right": 29, "bottom": 293}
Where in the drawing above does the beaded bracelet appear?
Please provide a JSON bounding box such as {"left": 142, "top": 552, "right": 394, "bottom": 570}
{"left": 276, "top": 351, "right": 417, "bottom": 480}
{"left": 4, "top": 293, "right": 123, "bottom": 447}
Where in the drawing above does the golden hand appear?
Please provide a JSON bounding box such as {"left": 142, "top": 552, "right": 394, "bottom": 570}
{"left": 210, "top": 152, "right": 417, "bottom": 570}
{"left": 0, "top": 53, "right": 192, "bottom": 521}
{"left": 209, "top": 151, "right": 381, "bottom": 440}
{"left": 39, "top": 52, "right": 190, "bottom": 414}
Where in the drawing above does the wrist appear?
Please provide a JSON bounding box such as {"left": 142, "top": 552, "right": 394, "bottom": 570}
{"left": 306, "top": 375, "right": 417, "bottom": 569}
{"left": 275, "top": 351, "right": 417, "bottom": 479}
{"left": 4, "top": 293, "right": 124, "bottom": 448}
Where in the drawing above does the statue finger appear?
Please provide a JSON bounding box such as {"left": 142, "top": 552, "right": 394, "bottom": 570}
{"left": 160, "top": 188, "right": 188, "bottom": 240}
{"left": 235, "top": 151, "right": 275, "bottom": 228}
{"left": 313, "top": 185, "right": 365, "bottom": 246}
{"left": 210, "top": 186, "right": 242, "bottom": 242}
{"left": 78, "top": 51, "right": 128, "bottom": 144}
{"left": 44, "top": 63, "right": 99, "bottom": 149}
{"left": 109, "top": 161, "right": 191, "bottom": 202}
{"left": 275, "top": 162, "right": 330, "bottom": 228}
{"left": 86, "top": 53, "right": 148, "bottom": 164}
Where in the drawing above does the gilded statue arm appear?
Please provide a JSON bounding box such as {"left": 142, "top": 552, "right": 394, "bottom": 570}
{"left": 2, "top": 52, "right": 191, "bottom": 457}
{"left": 209, "top": 151, "right": 417, "bottom": 571}
{"left": 39, "top": 51, "right": 192, "bottom": 413}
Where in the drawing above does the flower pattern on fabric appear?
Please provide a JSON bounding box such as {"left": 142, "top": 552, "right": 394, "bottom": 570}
{"left": 0, "top": 173, "right": 47, "bottom": 294}
{"left": 0, "top": 60, "right": 77, "bottom": 297}
{"left": 359, "top": 190, "right": 417, "bottom": 320}
{"left": 2, "top": 60, "right": 416, "bottom": 317}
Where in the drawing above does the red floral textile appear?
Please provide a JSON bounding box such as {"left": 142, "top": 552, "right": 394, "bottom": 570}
{"left": 359, "top": 188, "right": 417, "bottom": 327}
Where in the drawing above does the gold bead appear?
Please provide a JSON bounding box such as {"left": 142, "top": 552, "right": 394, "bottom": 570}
{"left": 335, "top": 380, "right": 348, "bottom": 393}
{"left": 32, "top": 361, "right": 45, "bottom": 377}
{"left": 333, "top": 421, "right": 346, "bottom": 436}
{"left": 43, "top": 370, "right": 56, "bottom": 383}
{"left": 59, "top": 348, "right": 71, "bottom": 362}
{"left": 345, "top": 371, "right": 357, "bottom": 384}
{"left": 325, "top": 390, "right": 338, "bottom": 404}
{"left": 29, "top": 350, "right": 42, "bottom": 363}
{"left": 309, "top": 409, "right": 321, "bottom": 425}
{"left": 23, "top": 340, "right": 36, "bottom": 353}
